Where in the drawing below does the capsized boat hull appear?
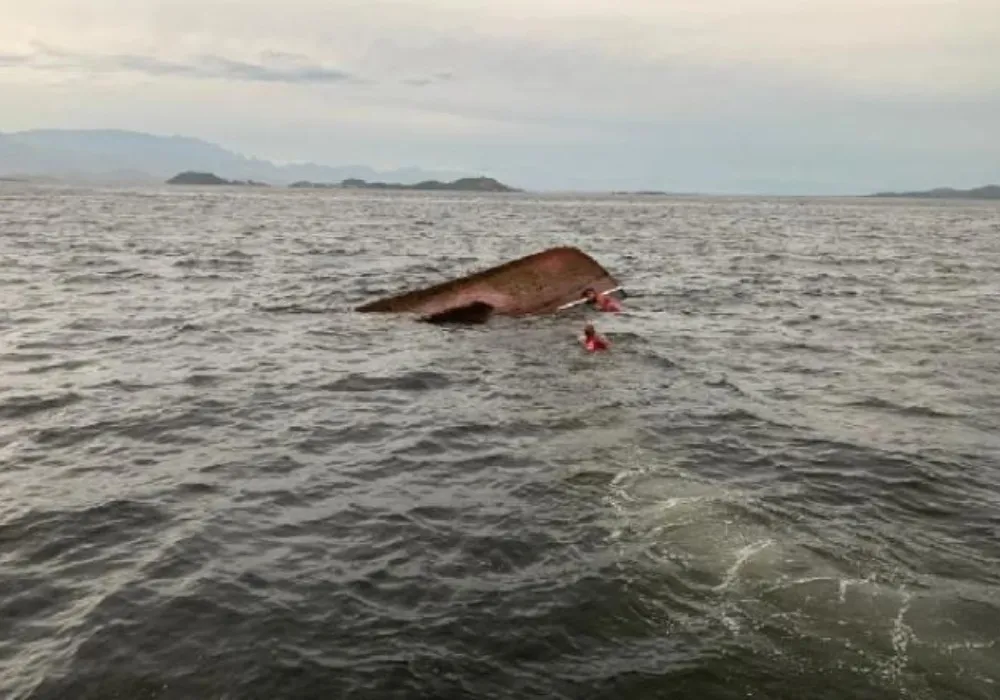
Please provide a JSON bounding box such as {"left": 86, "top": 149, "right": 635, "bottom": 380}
{"left": 355, "top": 246, "right": 621, "bottom": 323}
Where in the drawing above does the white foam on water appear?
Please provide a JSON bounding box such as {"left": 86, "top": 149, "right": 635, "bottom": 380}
{"left": 881, "top": 588, "right": 914, "bottom": 684}
{"left": 716, "top": 538, "right": 775, "bottom": 592}
{"left": 602, "top": 460, "right": 1000, "bottom": 696}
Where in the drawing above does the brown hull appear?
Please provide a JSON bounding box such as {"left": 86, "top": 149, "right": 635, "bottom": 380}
{"left": 356, "top": 246, "right": 620, "bottom": 321}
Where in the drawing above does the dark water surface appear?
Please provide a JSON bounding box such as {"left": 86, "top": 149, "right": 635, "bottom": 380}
{"left": 2, "top": 184, "right": 999, "bottom": 699}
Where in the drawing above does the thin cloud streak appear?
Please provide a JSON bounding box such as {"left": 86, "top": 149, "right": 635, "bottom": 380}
{"left": 2, "top": 43, "right": 358, "bottom": 85}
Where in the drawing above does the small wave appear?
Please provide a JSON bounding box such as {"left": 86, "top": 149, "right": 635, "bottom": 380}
{"left": 0, "top": 352, "right": 53, "bottom": 364}
{"left": 60, "top": 269, "right": 152, "bottom": 284}
{"left": 255, "top": 303, "right": 333, "bottom": 314}
{"left": 701, "top": 407, "right": 771, "bottom": 423}
{"left": 777, "top": 341, "right": 838, "bottom": 354}
{"left": 23, "top": 359, "right": 95, "bottom": 375}
{"left": 0, "top": 498, "right": 169, "bottom": 565}
{"left": 844, "top": 396, "right": 962, "bottom": 419}
{"left": 172, "top": 255, "right": 253, "bottom": 271}
{"left": 783, "top": 314, "right": 823, "bottom": 326}
{"left": 0, "top": 573, "right": 76, "bottom": 633}
{"left": 172, "top": 481, "right": 220, "bottom": 497}
{"left": 292, "top": 422, "right": 391, "bottom": 455}
{"left": 183, "top": 372, "right": 221, "bottom": 387}
{"left": 0, "top": 392, "right": 82, "bottom": 420}
{"left": 178, "top": 273, "right": 229, "bottom": 281}
{"left": 321, "top": 371, "right": 453, "bottom": 393}
{"left": 95, "top": 378, "right": 160, "bottom": 393}
{"left": 32, "top": 407, "right": 229, "bottom": 449}
{"left": 703, "top": 375, "right": 746, "bottom": 395}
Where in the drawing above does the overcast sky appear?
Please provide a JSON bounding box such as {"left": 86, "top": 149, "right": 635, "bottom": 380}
{"left": 2, "top": 0, "right": 998, "bottom": 193}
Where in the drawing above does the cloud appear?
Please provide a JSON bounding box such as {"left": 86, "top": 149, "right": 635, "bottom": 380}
{"left": 401, "top": 72, "right": 455, "bottom": 87}
{"left": 2, "top": 41, "right": 459, "bottom": 90}
{"left": 3, "top": 43, "right": 357, "bottom": 85}
{"left": 196, "top": 55, "right": 353, "bottom": 84}
{"left": 0, "top": 53, "right": 30, "bottom": 66}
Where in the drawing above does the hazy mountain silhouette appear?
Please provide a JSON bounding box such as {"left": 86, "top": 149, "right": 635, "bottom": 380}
{"left": 0, "top": 129, "right": 470, "bottom": 185}
{"left": 868, "top": 185, "right": 1000, "bottom": 200}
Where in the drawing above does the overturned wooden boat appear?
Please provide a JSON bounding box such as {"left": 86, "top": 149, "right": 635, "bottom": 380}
{"left": 356, "top": 246, "right": 622, "bottom": 324}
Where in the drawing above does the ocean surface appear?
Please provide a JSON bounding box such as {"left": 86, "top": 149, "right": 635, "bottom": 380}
{"left": 1, "top": 183, "right": 999, "bottom": 700}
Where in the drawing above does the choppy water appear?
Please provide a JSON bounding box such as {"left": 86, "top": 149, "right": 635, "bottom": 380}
{"left": 1, "top": 183, "right": 999, "bottom": 699}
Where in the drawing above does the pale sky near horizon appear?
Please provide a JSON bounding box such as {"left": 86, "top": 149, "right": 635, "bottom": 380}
{"left": 1, "top": 0, "right": 998, "bottom": 193}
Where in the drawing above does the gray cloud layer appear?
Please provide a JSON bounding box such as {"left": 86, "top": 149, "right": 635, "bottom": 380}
{"left": 5, "top": 43, "right": 356, "bottom": 85}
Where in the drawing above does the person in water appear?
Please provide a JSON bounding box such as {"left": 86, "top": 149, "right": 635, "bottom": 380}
{"left": 582, "top": 323, "right": 610, "bottom": 352}
{"left": 582, "top": 287, "right": 622, "bottom": 312}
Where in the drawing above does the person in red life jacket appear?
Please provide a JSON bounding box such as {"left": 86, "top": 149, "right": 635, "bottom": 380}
{"left": 582, "top": 287, "right": 622, "bottom": 312}
{"left": 582, "top": 323, "right": 610, "bottom": 352}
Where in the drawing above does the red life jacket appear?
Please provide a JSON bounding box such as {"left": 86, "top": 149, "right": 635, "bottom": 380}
{"left": 585, "top": 335, "right": 610, "bottom": 352}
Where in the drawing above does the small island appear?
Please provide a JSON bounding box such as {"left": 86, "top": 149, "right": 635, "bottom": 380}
{"left": 868, "top": 185, "right": 1000, "bottom": 200}
{"left": 289, "top": 176, "right": 519, "bottom": 193}
{"left": 166, "top": 171, "right": 269, "bottom": 187}
{"left": 166, "top": 171, "right": 517, "bottom": 191}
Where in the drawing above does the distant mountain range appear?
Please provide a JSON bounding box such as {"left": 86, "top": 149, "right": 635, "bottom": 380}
{"left": 868, "top": 185, "right": 1000, "bottom": 200}
{"left": 0, "top": 129, "right": 472, "bottom": 185}
{"left": 4, "top": 129, "right": 995, "bottom": 198}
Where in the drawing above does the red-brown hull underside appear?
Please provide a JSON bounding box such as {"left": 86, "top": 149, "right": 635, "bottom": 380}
{"left": 355, "top": 246, "right": 620, "bottom": 319}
